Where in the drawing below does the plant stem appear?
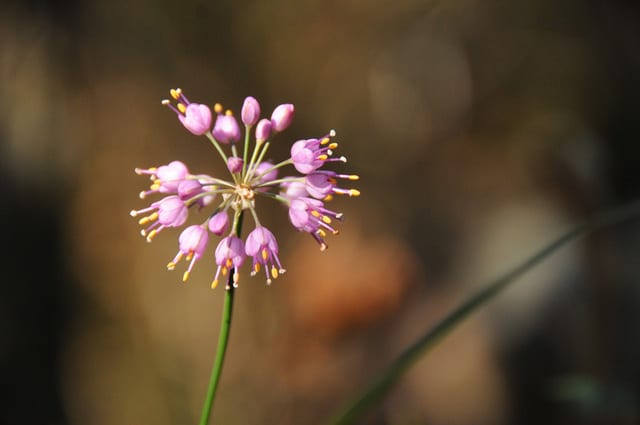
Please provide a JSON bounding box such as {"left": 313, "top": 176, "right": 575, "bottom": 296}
{"left": 328, "top": 199, "right": 640, "bottom": 425}
{"left": 199, "top": 212, "right": 244, "bottom": 425}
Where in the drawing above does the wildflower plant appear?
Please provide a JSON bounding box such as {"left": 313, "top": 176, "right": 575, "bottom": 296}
{"left": 130, "top": 89, "right": 359, "bottom": 288}
{"left": 129, "top": 88, "right": 359, "bottom": 424}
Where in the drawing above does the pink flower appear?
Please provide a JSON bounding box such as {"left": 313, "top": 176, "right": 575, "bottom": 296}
{"left": 245, "top": 227, "right": 285, "bottom": 284}
{"left": 167, "top": 225, "right": 209, "bottom": 282}
{"left": 162, "top": 89, "right": 212, "bottom": 135}
{"left": 212, "top": 236, "right": 246, "bottom": 289}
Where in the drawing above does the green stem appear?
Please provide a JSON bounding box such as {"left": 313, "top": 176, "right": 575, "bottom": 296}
{"left": 199, "top": 212, "right": 244, "bottom": 425}
{"left": 328, "top": 199, "right": 640, "bottom": 425}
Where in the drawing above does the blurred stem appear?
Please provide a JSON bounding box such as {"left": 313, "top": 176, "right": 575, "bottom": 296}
{"left": 329, "top": 199, "right": 640, "bottom": 425}
{"left": 199, "top": 212, "right": 244, "bottom": 425}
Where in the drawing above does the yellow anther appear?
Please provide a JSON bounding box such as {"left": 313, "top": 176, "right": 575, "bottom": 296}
{"left": 226, "top": 258, "right": 233, "bottom": 268}
{"left": 186, "top": 251, "right": 194, "bottom": 262}
{"left": 212, "top": 279, "right": 219, "bottom": 289}
{"left": 177, "top": 103, "right": 187, "bottom": 114}
{"left": 170, "top": 88, "right": 182, "bottom": 99}
{"left": 138, "top": 212, "right": 158, "bottom": 225}
{"left": 311, "top": 210, "right": 321, "bottom": 218}
{"left": 324, "top": 194, "right": 334, "bottom": 202}
{"left": 317, "top": 154, "right": 328, "bottom": 161}
{"left": 262, "top": 248, "right": 269, "bottom": 261}
{"left": 349, "top": 189, "right": 361, "bottom": 197}
{"left": 254, "top": 263, "right": 261, "bottom": 273}
{"left": 322, "top": 215, "right": 332, "bottom": 224}
{"left": 271, "top": 266, "right": 278, "bottom": 279}
{"left": 320, "top": 137, "right": 331, "bottom": 145}
{"left": 329, "top": 178, "right": 337, "bottom": 184}
{"left": 214, "top": 103, "right": 223, "bottom": 113}
{"left": 328, "top": 142, "right": 338, "bottom": 149}
{"left": 167, "top": 262, "right": 176, "bottom": 270}
{"left": 225, "top": 109, "right": 234, "bottom": 116}
{"left": 182, "top": 271, "right": 190, "bottom": 282}
{"left": 348, "top": 175, "right": 360, "bottom": 180}
{"left": 222, "top": 266, "right": 228, "bottom": 276}
{"left": 149, "top": 183, "right": 160, "bottom": 190}
{"left": 317, "top": 229, "right": 327, "bottom": 238}
{"left": 146, "top": 229, "right": 158, "bottom": 242}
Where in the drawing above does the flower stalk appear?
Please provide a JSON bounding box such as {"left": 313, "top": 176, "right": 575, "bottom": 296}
{"left": 199, "top": 212, "right": 243, "bottom": 425}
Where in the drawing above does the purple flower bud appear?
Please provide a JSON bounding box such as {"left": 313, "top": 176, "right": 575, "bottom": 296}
{"left": 255, "top": 118, "right": 272, "bottom": 142}
{"left": 241, "top": 96, "right": 261, "bottom": 127}
{"left": 178, "top": 103, "right": 212, "bottom": 135}
{"left": 270, "top": 104, "right": 295, "bottom": 132}
{"left": 254, "top": 161, "right": 278, "bottom": 184}
{"left": 227, "top": 156, "right": 244, "bottom": 174}
{"left": 208, "top": 211, "right": 230, "bottom": 236}
{"left": 212, "top": 113, "right": 241, "bottom": 144}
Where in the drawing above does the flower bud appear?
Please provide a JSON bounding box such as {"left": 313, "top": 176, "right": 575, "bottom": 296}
{"left": 227, "top": 156, "right": 244, "bottom": 174}
{"left": 241, "top": 96, "right": 261, "bottom": 127}
{"left": 208, "top": 211, "right": 230, "bottom": 236}
{"left": 270, "top": 104, "right": 295, "bottom": 132}
{"left": 212, "top": 113, "right": 241, "bottom": 144}
{"left": 255, "top": 118, "right": 272, "bottom": 142}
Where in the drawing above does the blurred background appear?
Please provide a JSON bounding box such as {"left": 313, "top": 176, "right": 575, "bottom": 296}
{"left": 2, "top": 0, "right": 640, "bottom": 424}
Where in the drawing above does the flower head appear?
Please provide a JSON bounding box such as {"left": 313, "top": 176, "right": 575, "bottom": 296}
{"left": 131, "top": 89, "right": 359, "bottom": 289}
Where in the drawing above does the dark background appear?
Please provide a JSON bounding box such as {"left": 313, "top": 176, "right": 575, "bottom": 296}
{"left": 2, "top": 0, "right": 640, "bottom": 424}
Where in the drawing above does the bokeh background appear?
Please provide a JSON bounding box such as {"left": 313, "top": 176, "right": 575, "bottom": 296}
{"left": 2, "top": 0, "right": 640, "bottom": 424}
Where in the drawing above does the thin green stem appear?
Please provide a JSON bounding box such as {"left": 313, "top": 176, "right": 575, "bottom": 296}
{"left": 328, "top": 199, "right": 640, "bottom": 425}
{"left": 199, "top": 212, "right": 244, "bottom": 425}
{"left": 242, "top": 125, "right": 251, "bottom": 179}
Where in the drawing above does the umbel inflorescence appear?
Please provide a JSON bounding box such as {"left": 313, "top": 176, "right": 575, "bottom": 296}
{"left": 130, "top": 89, "right": 359, "bottom": 289}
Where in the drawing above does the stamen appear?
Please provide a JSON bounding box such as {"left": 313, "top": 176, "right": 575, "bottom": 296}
{"left": 182, "top": 271, "right": 190, "bottom": 282}
{"left": 186, "top": 251, "right": 194, "bottom": 262}
{"left": 167, "top": 261, "right": 176, "bottom": 270}
{"left": 317, "top": 154, "right": 328, "bottom": 161}
{"left": 271, "top": 266, "right": 278, "bottom": 279}
{"left": 320, "top": 137, "right": 330, "bottom": 145}
{"left": 170, "top": 88, "right": 182, "bottom": 100}
{"left": 324, "top": 194, "right": 334, "bottom": 202}
{"left": 212, "top": 279, "right": 219, "bottom": 289}
{"left": 214, "top": 103, "right": 223, "bottom": 114}
{"left": 322, "top": 215, "right": 332, "bottom": 224}
{"left": 146, "top": 229, "right": 158, "bottom": 242}
{"left": 328, "top": 142, "right": 338, "bottom": 150}
{"left": 225, "top": 109, "right": 233, "bottom": 116}
{"left": 261, "top": 248, "right": 269, "bottom": 261}
{"left": 329, "top": 129, "right": 336, "bottom": 137}
{"left": 349, "top": 189, "right": 361, "bottom": 197}
{"left": 233, "top": 272, "right": 240, "bottom": 287}
{"left": 177, "top": 103, "right": 187, "bottom": 114}
{"left": 138, "top": 212, "right": 158, "bottom": 225}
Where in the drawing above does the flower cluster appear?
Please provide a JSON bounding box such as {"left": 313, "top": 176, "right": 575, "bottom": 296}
{"left": 130, "top": 89, "right": 359, "bottom": 289}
